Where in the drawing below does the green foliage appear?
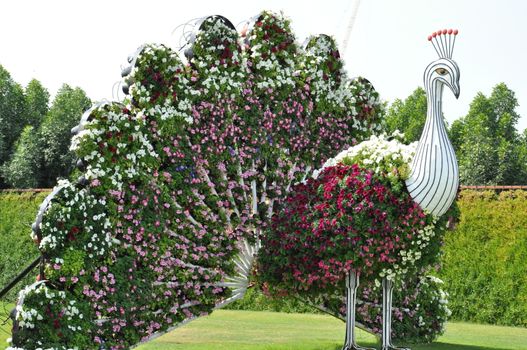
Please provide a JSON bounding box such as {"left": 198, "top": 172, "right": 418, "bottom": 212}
{"left": 38, "top": 84, "right": 91, "bottom": 187}
{"left": 2, "top": 84, "right": 90, "bottom": 188}
{"left": 45, "top": 248, "right": 87, "bottom": 287}
{"left": 384, "top": 87, "right": 427, "bottom": 142}
{"left": 519, "top": 130, "right": 527, "bottom": 176}
{"left": 448, "top": 118, "right": 464, "bottom": 153}
{"left": 0, "top": 66, "right": 27, "bottom": 187}
{"left": 452, "top": 83, "right": 526, "bottom": 185}
{"left": 225, "top": 288, "right": 319, "bottom": 313}
{"left": 1, "top": 126, "right": 41, "bottom": 188}
{"left": 24, "top": 79, "right": 49, "bottom": 128}
{"left": 0, "top": 191, "right": 49, "bottom": 302}
{"left": 458, "top": 113, "right": 498, "bottom": 184}
{"left": 439, "top": 190, "right": 527, "bottom": 327}
{"left": 0, "top": 64, "right": 89, "bottom": 189}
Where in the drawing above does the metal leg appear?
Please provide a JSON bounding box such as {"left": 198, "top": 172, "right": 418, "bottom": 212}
{"left": 342, "top": 271, "right": 375, "bottom": 350}
{"left": 382, "top": 278, "right": 410, "bottom": 350}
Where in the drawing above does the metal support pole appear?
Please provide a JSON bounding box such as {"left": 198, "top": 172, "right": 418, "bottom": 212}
{"left": 343, "top": 271, "right": 374, "bottom": 350}
{"left": 382, "top": 278, "right": 409, "bottom": 350}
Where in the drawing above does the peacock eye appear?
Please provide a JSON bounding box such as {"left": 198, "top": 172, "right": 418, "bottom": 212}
{"left": 435, "top": 68, "right": 448, "bottom": 75}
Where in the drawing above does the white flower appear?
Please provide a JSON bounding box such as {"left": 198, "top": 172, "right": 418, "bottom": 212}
{"left": 313, "top": 133, "right": 417, "bottom": 180}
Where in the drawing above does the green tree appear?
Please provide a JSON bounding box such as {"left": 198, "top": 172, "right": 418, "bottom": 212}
{"left": 38, "top": 84, "right": 91, "bottom": 187}
{"left": 490, "top": 83, "right": 520, "bottom": 140}
{"left": 24, "top": 79, "right": 49, "bottom": 128}
{"left": 514, "top": 128, "right": 527, "bottom": 183}
{"left": 2, "top": 83, "right": 90, "bottom": 188}
{"left": 458, "top": 113, "right": 498, "bottom": 185}
{"left": 1, "top": 125, "right": 41, "bottom": 188}
{"left": 384, "top": 87, "right": 427, "bottom": 142}
{"left": 453, "top": 83, "right": 525, "bottom": 185}
{"left": 448, "top": 118, "right": 464, "bottom": 153}
{"left": 0, "top": 65, "right": 26, "bottom": 187}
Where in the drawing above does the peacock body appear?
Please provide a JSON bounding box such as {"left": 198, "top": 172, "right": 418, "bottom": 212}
{"left": 258, "top": 30, "right": 461, "bottom": 350}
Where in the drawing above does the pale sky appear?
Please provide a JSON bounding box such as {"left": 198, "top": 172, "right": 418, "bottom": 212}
{"left": 1, "top": 0, "right": 526, "bottom": 132}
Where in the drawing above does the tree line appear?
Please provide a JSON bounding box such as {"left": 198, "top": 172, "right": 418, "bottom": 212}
{"left": 0, "top": 63, "right": 525, "bottom": 188}
{"left": 0, "top": 65, "right": 90, "bottom": 188}
{"left": 385, "top": 83, "right": 527, "bottom": 185}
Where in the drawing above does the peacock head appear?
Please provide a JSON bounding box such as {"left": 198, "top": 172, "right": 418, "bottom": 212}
{"left": 425, "top": 58, "right": 460, "bottom": 98}
{"left": 425, "top": 29, "right": 461, "bottom": 99}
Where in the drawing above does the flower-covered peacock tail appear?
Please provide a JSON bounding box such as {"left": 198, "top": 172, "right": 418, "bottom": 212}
{"left": 10, "top": 11, "right": 382, "bottom": 350}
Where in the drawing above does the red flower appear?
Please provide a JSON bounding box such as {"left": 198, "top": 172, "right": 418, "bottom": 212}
{"left": 259, "top": 163, "right": 440, "bottom": 294}
{"left": 220, "top": 47, "right": 232, "bottom": 59}
{"left": 67, "top": 226, "right": 80, "bottom": 241}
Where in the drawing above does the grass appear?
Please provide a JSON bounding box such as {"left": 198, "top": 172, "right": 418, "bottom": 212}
{"left": 0, "top": 302, "right": 14, "bottom": 350}
{"left": 138, "top": 310, "right": 358, "bottom": 350}
{"left": 1, "top": 308, "right": 526, "bottom": 349}
{"left": 136, "top": 310, "right": 527, "bottom": 350}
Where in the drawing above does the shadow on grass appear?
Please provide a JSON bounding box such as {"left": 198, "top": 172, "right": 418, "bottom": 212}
{"left": 331, "top": 343, "right": 509, "bottom": 350}
{"left": 412, "top": 343, "right": 512, "bottom": 350}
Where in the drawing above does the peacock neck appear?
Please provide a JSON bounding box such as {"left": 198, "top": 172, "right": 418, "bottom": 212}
{"left": 406, "top": 74, "right": 459, "bottom": 217}
{"left": 425, "top": 79, "right": 444, "bottom": 128}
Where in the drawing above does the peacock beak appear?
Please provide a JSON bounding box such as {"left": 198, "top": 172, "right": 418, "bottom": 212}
{"left": 452, "top": 81, "right": 460, "bottom": 99}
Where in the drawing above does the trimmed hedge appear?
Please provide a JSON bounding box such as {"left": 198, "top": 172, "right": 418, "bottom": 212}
{"left": 1, "top": 189, "right": 526, "bottom": 328}
{"left": 226, "top": 287, "right": 319, "bottom": 314}
{"left": 439, "top": 190, "right": 527, "bottom": 327}
{"left": 0, "top": 191, "right": 49, "bottom": 301}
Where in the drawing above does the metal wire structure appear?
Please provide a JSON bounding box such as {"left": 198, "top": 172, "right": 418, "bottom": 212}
{"left": 406, "top": 30, "right": 461, "bottom": 217}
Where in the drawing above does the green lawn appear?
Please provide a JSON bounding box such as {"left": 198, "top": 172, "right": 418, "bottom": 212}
{"left": 2, "top": 308, "right": 526, "bottom": 349}
{"left": 136, "top": 310, "right": 527, "bottom": 350}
